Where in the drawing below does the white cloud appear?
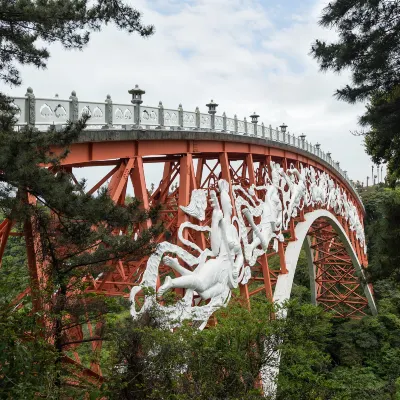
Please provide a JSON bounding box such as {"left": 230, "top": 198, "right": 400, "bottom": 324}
{"left": 0, "top": 0, "right": 378, "bottom": 187}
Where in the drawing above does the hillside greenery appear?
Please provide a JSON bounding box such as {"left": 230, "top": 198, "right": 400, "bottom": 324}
{"left": 2, "top": 185, "right": 400, "bottom": 399}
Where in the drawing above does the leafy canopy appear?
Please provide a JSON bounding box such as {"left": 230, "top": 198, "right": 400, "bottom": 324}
{"left": 311, "top": 0, "right": 400, "bottom": 103}
{"left": 311, "top": 0, "right": 400, "bottom": 180}
{"left": 0, "top": 0, "right": 154, "bottom": 86}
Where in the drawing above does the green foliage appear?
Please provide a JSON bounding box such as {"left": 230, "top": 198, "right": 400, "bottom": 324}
{"left": 276, "top": 301, "right": 333, "bottom": 400}
{"left": 0, "top": 0, "right": 154, "bottom": 86}
{"left": 311, "top": 0, "right": 400, "bottom": 178}
{"left": 0, "top": 303, "right": 57, "bottom": 399}
{"left": 311, "top": 0, "right": 400, "bottom": 103}
{"left": 362, "top": 88, "right": 400, "bottom": 185}
{"left": 0, "top": 93, "right": 162, "bottom": 393}
{"left": 362, "top": 187, "right": 400, "bottom": 284}
{"left": 101, "top": 298, "right": 279, "bottom": 400}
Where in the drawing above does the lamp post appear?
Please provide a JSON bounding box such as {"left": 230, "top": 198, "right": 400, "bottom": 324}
{"left": 250, "top": 112, "right": 259, "bottom": 136}
{"left": 315, "top": 142, "right": 321, "bottom": 156}
{"left": 279, "top": 123, "right": 287, "bottom": 142}
{"left": 128, "top": 84, "right": 145, "bottom": 128}
{"left": 299, "top": 133, "right": 306, "bottom": 149}
{"left": 206, "top": 99, "right": 218, "bottom": 130}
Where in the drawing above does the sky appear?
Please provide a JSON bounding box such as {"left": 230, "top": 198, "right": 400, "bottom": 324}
{"left": 0, "top": 0, "right": 385, "bottom": 187}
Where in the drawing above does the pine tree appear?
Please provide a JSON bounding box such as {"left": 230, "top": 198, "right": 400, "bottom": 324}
{"left": 0, "top": 0, "right": 154, "bottom": 86}
{"left": 0, "top": 2, "right": 157, "bottom": 394}
{"left": 311, "top": 0, "right": 400, "bottom": 180}
{"left": 0, "top": 92, "right": 162, "bottom": 396}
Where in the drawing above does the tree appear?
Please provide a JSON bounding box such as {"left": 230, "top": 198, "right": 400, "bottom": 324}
{"left": 311, "top": 0, "right": 400, "bottom": 179}
{"left": 361, "top": 87, "right": 400, "bottom": 185}
{"left": 0, "top": 93, "right": 163, "bottom": 396}
{"left": 0, "top": 1, "right": 156, "bottom": 395}
{"left": 101, "top": 297, "right": 281, "bottom": 400}
{"left": 311, "top": 0, "right": 400, "bottom": 103}
{"left": 0, "top": 0, "right": 154, "bottom": 86}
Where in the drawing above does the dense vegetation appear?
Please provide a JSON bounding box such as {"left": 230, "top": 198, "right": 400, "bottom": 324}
{"left": 3, "top": 184, "right": 400, "bottom": 399}
{"left": 1, "top": 0, "right": 400, "bottom": 398}
{"left": 311, "top": 0, "right": 400, "bottom": 184}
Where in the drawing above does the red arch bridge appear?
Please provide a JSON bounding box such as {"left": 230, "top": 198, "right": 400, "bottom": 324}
{"left": 0, "top": 86, "right": 377, "bottom": 381}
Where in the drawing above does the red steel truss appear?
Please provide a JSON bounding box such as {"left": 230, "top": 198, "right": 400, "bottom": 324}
{"left": 0, "top": 136, "right": 372, "bottom": 377}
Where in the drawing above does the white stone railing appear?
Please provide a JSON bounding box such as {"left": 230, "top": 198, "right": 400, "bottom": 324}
{"left": 6, "top": 86, "right": 360, "bottom": 202}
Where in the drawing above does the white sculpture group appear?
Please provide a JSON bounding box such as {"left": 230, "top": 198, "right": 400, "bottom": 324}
{"left": 130, "top": 162, "right": 366, "bottom": 328}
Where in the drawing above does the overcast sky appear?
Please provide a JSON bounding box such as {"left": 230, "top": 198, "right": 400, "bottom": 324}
{"left": 0, "top": 0, "right": 384, "bottom": 186}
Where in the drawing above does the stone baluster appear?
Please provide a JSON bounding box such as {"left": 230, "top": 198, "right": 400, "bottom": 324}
{"left": 269, "top": 124, "right": 273, "bottom": 140}
{"left": 156, "top": 101, "right": 165, "bottom": 129}
{"left": 25, "top": 87, "right": 36, "bottom": 127}
{"left": 261, "top": 122, "right": 265, "bottom": 138}
{"left": 195, "top": 107, "right": 200, "bottom": 130}
{"left": 69, "top": 90, "right": 79, "bottom": 123}
{"left": 234, "top": 114, "right": 238, "bottom": 134}
{"left": 244, "top": 117, "right": 248, "bottom": 135}
{"left": 222, "top": 112, "right": 227, "bottom": 132}
{"left": 178, "top": 103, "right": 184, "bottom": 129}
{"left": 103, "top": 94, "right": 113, "bottom": 129}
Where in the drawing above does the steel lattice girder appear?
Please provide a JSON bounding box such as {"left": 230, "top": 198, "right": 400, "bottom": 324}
{"left": 0, "top": 137, "right": 372, "bottom": 378}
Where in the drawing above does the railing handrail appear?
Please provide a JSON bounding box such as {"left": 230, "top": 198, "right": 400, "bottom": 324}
{"left": 4, "top": 88, "right": 362, "bottom": 206}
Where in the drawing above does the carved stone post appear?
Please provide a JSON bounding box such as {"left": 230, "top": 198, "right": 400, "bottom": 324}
{"left": 250, "top": 112, "right": 259, "bottom": 137}
{"left": 261, "top": 122, "right": 265, "bottom": 138}
{"left": 244, "top": 117, "right": 248, "bottom": 135}
{"left": 103, "top": 94, "right": 113, "bottom": 129}
{"left": 280, "top": 123, "right": 287, "bottom": 143}
{"left": 222, "top": 112, "right": 227, "bottom": 132}
{"left": 128, "top": 84, "right": 145, "bottom": 128}
{"left": 315, "top": 142, "right": 321, "bottom": 157}
{"left": 234, "top": 114, "right": 238, "bottom": 134}
{"left": 299, "top": 134, "right": 306, "bottom": 149}
{"left": 157, "top": 101, "right": 165, "bottom": 129}
{"left": 178, "top": 103, "right": 184, "bottom": 129}
{"left": 276, "top": 127, "right": 280, "bottom": 141}
{"left": 25, "top": 87, "right": 36, "bottom": 127}
{"left": 269, "top": 124, "right": 273, "bottom": 140}
{"left": 195, "top": 107, "right": 200, "bottom": 130}
{"left": 206, "top": 100, "right": 218, "bottom": 130}
{"left": 69, "top": 90, "right": 79, "bottom": 123}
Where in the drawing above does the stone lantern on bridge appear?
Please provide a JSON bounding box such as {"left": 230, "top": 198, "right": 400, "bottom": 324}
{"left": 279, "top": 123, "right": 287, "bottom": 142}
{"left": 299, "top": 133, "right": 306, "bottom": 149}
{"left": 250, "top": 112, "right": 259, "bottom": 135}
{"left": 206, "top": 99, "right": 218, "bottom": 130}
{"left": 129, "top": 84, "right": 145, "bottom": 128}
{"left": 315, "top": 142, "right": 321, "bottom": 156}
